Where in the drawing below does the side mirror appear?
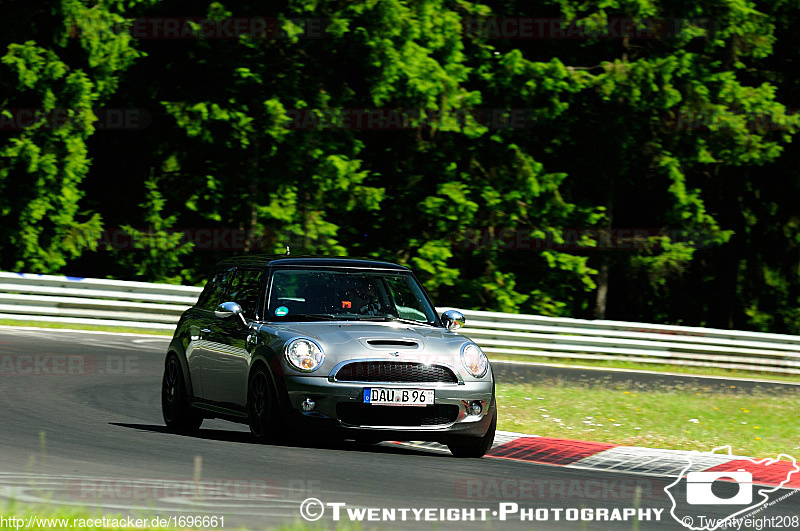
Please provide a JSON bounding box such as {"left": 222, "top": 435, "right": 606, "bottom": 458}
{"left": 441, "top": 310, "right": 465, "bottom": 331}
{"left": 216, "top": 301, "right": 247, "bottom": 327}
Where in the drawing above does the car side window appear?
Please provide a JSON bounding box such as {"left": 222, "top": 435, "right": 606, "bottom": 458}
{"left": 383, "top": 275, "right": 436, "bottom": 322}
{"left": 226, "top": 268, "right": 266, "bottom": 319}
{"left": 197, "top": 267, "right": 234, "bottom": 311}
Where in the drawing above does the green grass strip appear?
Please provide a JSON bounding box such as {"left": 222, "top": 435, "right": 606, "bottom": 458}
{"left": 497, "top": 379, "right": 800, "bottom": 458}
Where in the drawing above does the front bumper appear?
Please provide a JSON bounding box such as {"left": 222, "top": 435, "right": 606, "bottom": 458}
{"left": 282, "top": 375, "right": 495, "bottom": 440}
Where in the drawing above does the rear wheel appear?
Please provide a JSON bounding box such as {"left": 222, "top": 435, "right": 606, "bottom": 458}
{"left": 447, "top": 408, "right": 496, "bottom": 458}
{"left": 162, "top": 354, "right": 203, "bottom": 431}
{"left": 248, "top": 367, "right": 280, "bottom": 441}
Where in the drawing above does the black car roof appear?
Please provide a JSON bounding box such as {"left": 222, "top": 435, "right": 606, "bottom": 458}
{"left": 216, "top": 255, "right": 410, "bottom": 271}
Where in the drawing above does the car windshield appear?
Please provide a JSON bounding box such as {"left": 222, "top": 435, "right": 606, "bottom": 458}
{"left": 266, "top": 269, "right": 438, "bottom": 324}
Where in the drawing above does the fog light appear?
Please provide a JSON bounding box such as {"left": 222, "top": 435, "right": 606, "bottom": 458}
{"left": 301, "top": 397, "right": 316, "bottom": 412}
{"left": 469, "top": 401, "right": 483, "bottom": 416}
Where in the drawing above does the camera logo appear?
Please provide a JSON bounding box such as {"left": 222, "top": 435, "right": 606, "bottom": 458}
{"left": 686, "top": 469, "right": 752, "bottom": 505}
{"left": 664, "top": 445, "right": 799, "bottom": 531}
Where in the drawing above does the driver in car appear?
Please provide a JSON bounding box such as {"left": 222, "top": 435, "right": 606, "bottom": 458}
{"left": 341, "top": 280, "right": 382, "bottom": 316}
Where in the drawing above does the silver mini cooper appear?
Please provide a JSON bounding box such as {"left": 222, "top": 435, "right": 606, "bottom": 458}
{"left": 162, "top": 256, "right": 496, "bottom": 457}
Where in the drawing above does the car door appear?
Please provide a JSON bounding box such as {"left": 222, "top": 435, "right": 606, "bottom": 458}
{"left": 201, "top": 267, "right": 266, "bottom": 408}
{"left": 185, "top": 266, "right": 235, "bottom": 400}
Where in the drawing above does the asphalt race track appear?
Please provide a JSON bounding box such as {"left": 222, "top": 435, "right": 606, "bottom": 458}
{"left": 0, "top": 327, "right": 797, "bottom": 530}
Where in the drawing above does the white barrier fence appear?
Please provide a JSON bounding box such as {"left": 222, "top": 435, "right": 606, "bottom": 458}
{"left": 1, "top": 272, "right": 799, "bottom": 375}
{"left": 0, "top": 272, "right": 200, "bottom": 331}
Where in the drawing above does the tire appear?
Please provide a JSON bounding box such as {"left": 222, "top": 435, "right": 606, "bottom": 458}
{"left": 247, "top": 366, "right": 280, "bottom": 442}
{"left": 162, "top": 354, "right": 203, "bottom": 431}
{"left": 447, "top": 408, "right": 497, "bottom": 458}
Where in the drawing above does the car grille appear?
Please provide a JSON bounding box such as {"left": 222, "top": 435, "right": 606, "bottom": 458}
{"left": 334, "top": 362, "right": 458, "bottom": 383}
{"left": 336, "top": 403, "right": 459, "bottom": 427}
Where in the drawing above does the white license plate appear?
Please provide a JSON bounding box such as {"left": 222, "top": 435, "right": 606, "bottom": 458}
{"left": 363, "top": 388, "right": 434, "bottom": 406}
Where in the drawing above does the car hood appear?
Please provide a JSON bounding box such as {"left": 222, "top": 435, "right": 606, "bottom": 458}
{"left": 257, "top": 320, "right": 470, "bottom": 372}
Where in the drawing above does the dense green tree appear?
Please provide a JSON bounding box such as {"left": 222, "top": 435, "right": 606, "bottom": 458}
{"left": 3, "top": 0, "right": 800, "bottom": 332}
{"left": 0, "top": 0, "right": 150, "bottom": 272}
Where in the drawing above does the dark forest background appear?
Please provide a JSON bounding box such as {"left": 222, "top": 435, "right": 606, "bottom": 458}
{"left": 3, "top": 0, "right": 800, "bottom": 332}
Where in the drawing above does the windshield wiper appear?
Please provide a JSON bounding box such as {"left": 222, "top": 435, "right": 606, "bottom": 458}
{"left": 274, "top": 313, "right": 338, "bottom": 321}
{"left": 355, "top": 315, "right": 437, "bottom": 327}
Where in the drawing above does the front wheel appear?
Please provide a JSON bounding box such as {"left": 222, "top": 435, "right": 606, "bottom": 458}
{"left": 247, "top": 367, "right": 280, "bottom": 442}
{"left": 162, "top": 354, "right": 203, "bottom": 431}
{"left": 447, "top": 408, "right": 496, "bottom": 458}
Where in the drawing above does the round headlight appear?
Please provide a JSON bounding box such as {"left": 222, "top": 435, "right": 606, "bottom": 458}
{"left": 285, "top": 338, "right": 324, "bottom": 372}
{"left": 460, "top": 343, "right": 488, "bottom": 378}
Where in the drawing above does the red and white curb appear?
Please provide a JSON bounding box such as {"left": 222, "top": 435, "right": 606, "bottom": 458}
{"left": 394, "top": 432, "right": 800, "bottom": 489}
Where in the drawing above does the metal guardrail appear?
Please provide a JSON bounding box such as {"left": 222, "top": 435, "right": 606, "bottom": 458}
{"left": 0, "top": 272, "right": 201, "bottom": 331}
{"left": 1, "top": 272, "right": 799, "bottom": 375}
{"left": 446, "top": 309, "right": 800, "bottom": 375}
